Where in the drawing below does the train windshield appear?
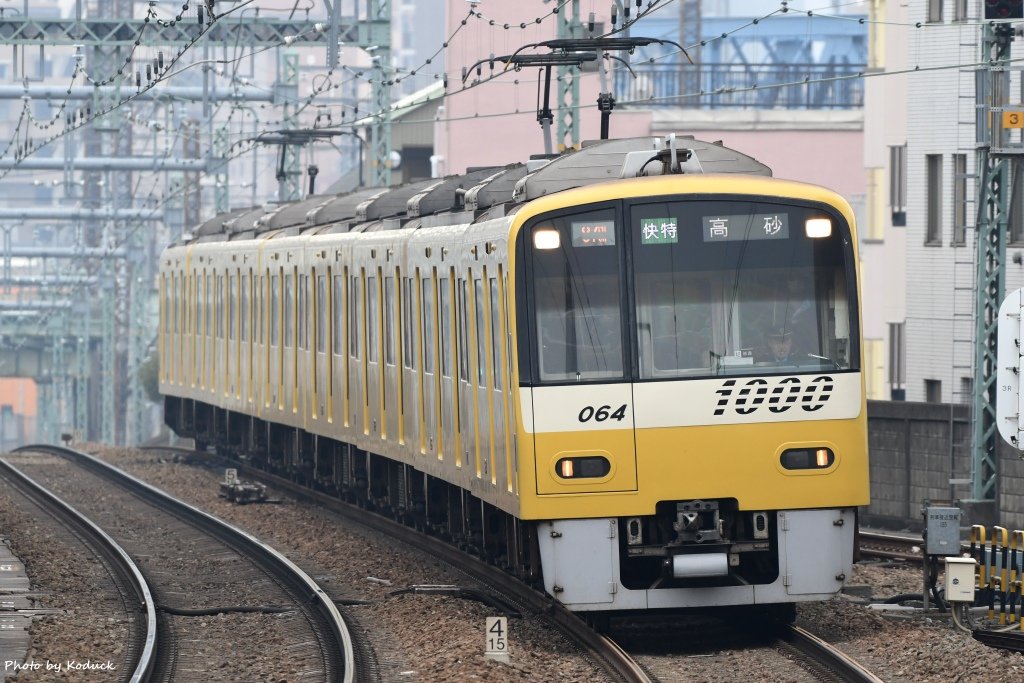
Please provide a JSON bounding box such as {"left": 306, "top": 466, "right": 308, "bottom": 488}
{"left": 629, "top": 199, "right": 857, "bottom": 379}
{"left": 520, "top": 198, "right": 858, "bottom": 385}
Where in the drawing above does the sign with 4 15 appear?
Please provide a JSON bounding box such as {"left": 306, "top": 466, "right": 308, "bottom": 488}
{"left": 578, "top": 404, "right": 628, "bottom": 423}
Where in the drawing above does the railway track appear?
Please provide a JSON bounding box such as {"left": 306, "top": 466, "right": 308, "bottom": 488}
{"left": 186, "top": 450, "right": 884, "bottom": 683}
{"left": 0, "top": 457, "right": 158, "bottom": 681}
{"left": 858, "top": 530, "right": 926, "bottom": 563}
{"left": 11, "top": 445, "right": 358, "bottom": 682}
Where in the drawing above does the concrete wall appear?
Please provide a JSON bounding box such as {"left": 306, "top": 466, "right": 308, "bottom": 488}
{"left": 864, "top": 400, "right": 1024, "bottom": 530}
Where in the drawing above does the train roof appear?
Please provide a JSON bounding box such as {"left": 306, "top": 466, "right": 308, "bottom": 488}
{"left": 176, "top": 135, "right": 771, "bottom": 245}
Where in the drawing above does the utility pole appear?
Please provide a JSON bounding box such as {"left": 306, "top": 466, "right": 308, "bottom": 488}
{"left": 0, "top": 6, "right": 391, "bottom": 445}
{"left": 971, "top": 21, "right": 1015, "bottom": 513}
{"left": 557, "top": 0, "right": 581, "bottom": 151}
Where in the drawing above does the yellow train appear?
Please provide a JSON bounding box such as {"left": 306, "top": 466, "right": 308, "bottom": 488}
{"left": 160, "top": 136, "right": 868, "bottom": 615}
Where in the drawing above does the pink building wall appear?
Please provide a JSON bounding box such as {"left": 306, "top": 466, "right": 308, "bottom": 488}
{"left": 436, "top": 1, "right": 864, "bottom": 201}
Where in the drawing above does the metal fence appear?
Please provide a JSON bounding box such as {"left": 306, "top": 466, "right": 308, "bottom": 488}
{"left": 614, "top": 62, "right": 865, "bottom": 109}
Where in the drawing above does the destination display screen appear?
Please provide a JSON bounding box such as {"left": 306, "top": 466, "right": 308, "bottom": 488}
{"left": 571, "top": 220, "right": 616, "bottom": 247}
{"left": 701, "top": 213, "right": 790, "bottom": 242}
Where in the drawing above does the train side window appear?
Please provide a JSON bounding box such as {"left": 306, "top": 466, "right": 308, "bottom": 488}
{"left": 333, "top": 275, "right": 345, "bottom": 355}
{"left": 475, "top": 278, "right": 487, "bottom": 386}
{"left": 422, "top": 276, "right": 435, "bottom": 374}
{"left": 241, "top": 273, "right": 250, "bottom": 342}
{"left": 205, "top": 272, "right": 212, "bottom": 339}
{"left": 215, "top": 275, "right": 224, "bottom": 340}
{"left": 385, "top": 275, "right": 396, "bottom": 366}
{"left": 172, "top": 273, "right": 179, "bottom": 335}
{"left": 258, "top": 274, "right": 266, "bottom": 345}
{"left": 350, "top": 275, "right": 361, "bottom": 360}
{"left": 439, "top": 278, "right": 452, "bottom": 378}
{"left": 317, "top": 274, "right": 327, "bottom": 353}
{"left": 458, "top": 278, "right": 469, "bottom": 380}
{"left": 284, "top": 272, "right": 294, "bottom": 347}
{"left": 403, "top": 277, "right": 415, "bottom": 370}
{"left": 229, "top": 274, "right": 237, "bottom": 341}
{"left": 367, "top": 274, "right": 379, "bottom": 362}
{"left": 271, "top": 273, "right": 280, "bottom": 346}
{"left": 490, "top": 277, "right": 502, "bottom": 390}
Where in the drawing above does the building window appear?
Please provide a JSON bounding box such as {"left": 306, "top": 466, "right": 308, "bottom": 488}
{"left": 953, "top": 154, "right": 967, "bottom": 245}
{"left": 953, "top": 0, "right": 967, "bottom": 21}
{"left": 928, "top": 0, "right": 943, "bottom": 23}
{"left": 1011, "top": 159, "right": 1024, "bottom": 244}
{"left": 925, "top": 379, "right": 942, "bottom": 403}
{"left": 888, "top": 321, "right": 905, "bottom": 400}
{"left": 959, "top": 376, "right": 973, "bottom": 404}
{"left": 889, "top": 145, "right": 906, "bottom": 226}
{"left": 926, "top": 154, "right": 943, "bottom": 244}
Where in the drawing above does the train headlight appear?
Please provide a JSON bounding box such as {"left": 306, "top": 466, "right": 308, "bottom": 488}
{"left": 780, "top": 447, "right": 835, "bottom": 470}
{"left": 805, "top": 218, "right": 832, "bottom": 238}
{"left": 533, "top": 228, "right": 561, "bottom": 250}
{"left": 555, "top": 455, "right": 611, "bottom": 479}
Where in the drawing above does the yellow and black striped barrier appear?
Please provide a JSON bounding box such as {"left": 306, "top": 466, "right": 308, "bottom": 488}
{"left": 968, "top": 525, "right": 1024, "bottom": 629}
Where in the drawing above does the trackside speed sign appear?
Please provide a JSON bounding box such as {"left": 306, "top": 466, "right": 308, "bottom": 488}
{"left": 997, "top": 287, "right": 1024, "bottom": 449}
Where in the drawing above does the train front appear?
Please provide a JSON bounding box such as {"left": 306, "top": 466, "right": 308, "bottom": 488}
{"left": 512, "top": 177, "right": 868, "bottom": 612}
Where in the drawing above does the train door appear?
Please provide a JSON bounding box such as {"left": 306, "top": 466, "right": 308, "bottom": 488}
{"left": 400, "top": 273, "right": 418, "bottom": 448}
{"left": 420, "top": 271, "right": 439, "bottom": 458}
{"left": 383, "top": 270, "right": 401, "bottom": 443}
{"left": 488, "top": 274, "right": 508, "bottom": 490}
{"left": 314, "top": 269, "right": 329, "bottom": 422}
{"left": 439, "top": 271, "right": 459, "bottom": 467}
{"left": 366, "top": 268, "right": 382, "bottom": 438}
{"left": 283, "top": 267, "right": 296, "bottom": 414}
{"left": 228, "top": 271, "right": 238, "bottom": 400}
{"left": 333, "top": 268, "right": 347, "bottom": 428}
{"left": 459, "top": 275, "right": 477, "bottom": 472}
{"left": 525, "top": 205, "right": 638, "bottom": 495}
{"left": 349, "top": 269, "right": 366, "bottom": 433}
{"left": 473, "top": 275, "right": 492, "bottom": 482}
{"left": 271, "top": 266, "right": 283, "bottom": 411}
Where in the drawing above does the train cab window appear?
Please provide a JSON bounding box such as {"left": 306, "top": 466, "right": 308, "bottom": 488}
{"left": 271, "top": 274, "right": 280, "bottom": 346}
{"left": 367, "top": 275, "right": 379, "bottom": 362}
{"left": 630, "top": 199, "right": 858, "bottom": 377}
{"left": 284, "top": 273, "right": 294, "bottom": 347}
{"left": 524, "top": 207, "right": 624, "bottom": 383}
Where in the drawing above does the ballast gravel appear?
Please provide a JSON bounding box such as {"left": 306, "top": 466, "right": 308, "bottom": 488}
{"left": 2, "top": 443, "right": 1022, "bottom": 682}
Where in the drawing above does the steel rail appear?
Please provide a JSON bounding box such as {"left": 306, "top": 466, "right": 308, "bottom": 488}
{"left": 0, "top": 455, "right": 158, "bottom": 683}
{"left": 15, "top": 445, "right": 356, "bottom": 683}
{"left": 782, "top": 624, "right": 885, "bottom": 683}
{"left": 230, "top": 461, "right": 652, "bottom": 683}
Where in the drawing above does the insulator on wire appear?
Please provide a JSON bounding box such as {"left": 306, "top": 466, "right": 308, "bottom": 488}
{"left": 146, "top": 65, "right": 153, "bottom": 81}
{"left": 624, "top": 3, "right": 631, "bottom": 18}
{"left": 136, "top": 72, "right": 141, "bottom": 87}
{"left": 461, "top": 66, "right": 468, "bottom": 81}
{"left": 198, "top": 7, "right": 204, "bottom": 23}
{"left": 611, "top": 4, "right": 617, "bottom": 24}
{"left": 636, "top": 0, "right": 642, "bottom": 7}
{"left": 443, "top": 73, "right": 448, "bottom": 89}
{"left": 588, "top": 12, "right": 595, "bottom": 32}
{"left": 158, "top": 52, "right": 165, "bottom": 69}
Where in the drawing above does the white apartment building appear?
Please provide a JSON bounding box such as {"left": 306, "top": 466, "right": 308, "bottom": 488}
{"left": 890, "top": 0, "right": 1024, "bottom": 404}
